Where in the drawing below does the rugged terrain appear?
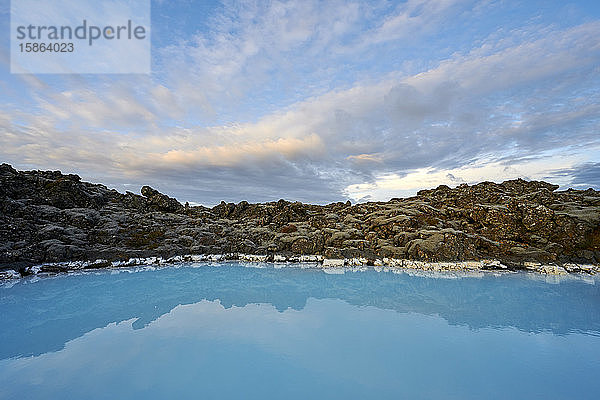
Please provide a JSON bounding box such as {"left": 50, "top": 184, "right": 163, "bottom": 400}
{"left": 1, "top": 163, "right": 599, "bottom": 275}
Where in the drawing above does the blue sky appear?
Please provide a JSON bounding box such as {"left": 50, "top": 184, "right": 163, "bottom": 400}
{"left": 1, "top": 0, "right": 599, "bottom": 205}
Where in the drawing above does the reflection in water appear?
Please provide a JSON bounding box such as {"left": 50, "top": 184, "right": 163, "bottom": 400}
{"left": 0, "top": 263, "right": 599, "bottom": 399}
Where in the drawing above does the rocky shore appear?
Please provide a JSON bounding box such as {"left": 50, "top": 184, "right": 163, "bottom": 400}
{"left": 1, "top": 163, "right": 599, "bottom": 278}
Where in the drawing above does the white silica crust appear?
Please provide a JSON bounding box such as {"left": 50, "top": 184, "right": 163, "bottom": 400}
{"left": 2, "top": 253, "right": 598, "bottom": 280}
{"left": 0, "top": 270, "right": 21, "bottom": 279}
{"left": 322, "top": 259, "right": 345, "bottom": 267}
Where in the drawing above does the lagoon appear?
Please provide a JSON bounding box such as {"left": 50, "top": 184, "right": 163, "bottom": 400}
{"left": 1, "top": 263, "right": 599, "bottom": 399}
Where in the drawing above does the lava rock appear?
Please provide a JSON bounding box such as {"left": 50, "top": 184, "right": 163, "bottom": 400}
{"left": 0, "top": 164, "right": 599, "bottom": 269}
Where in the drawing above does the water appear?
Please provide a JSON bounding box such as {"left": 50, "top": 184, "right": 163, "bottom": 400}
{"left": 1, "top": 263, "right": 599, "bottom": 400}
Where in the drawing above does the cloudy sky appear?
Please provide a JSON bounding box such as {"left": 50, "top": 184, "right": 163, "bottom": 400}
{"left": 1, "top": 0, "right": 599, "bottom": 205}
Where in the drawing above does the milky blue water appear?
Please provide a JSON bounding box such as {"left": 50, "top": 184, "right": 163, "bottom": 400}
{"left": 1, "top": 263, "right": 599, "bottom": 400}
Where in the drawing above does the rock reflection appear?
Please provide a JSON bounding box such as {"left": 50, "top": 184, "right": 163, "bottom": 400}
{"left": 1, "top": 263, "right": 599, "bottom": 359}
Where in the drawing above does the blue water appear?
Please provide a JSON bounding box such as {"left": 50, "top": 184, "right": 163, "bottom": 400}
{"left": 1, "top": 263, "right": 599, "bottom": 400}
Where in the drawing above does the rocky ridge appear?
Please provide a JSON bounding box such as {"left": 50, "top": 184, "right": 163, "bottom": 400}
{"left": 1, "top": 163, "right": 599, "bottom": 277}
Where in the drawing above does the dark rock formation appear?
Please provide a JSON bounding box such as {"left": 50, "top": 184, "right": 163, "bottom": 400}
{"left": 1, "top": 163, "right": 599, "bottom": 270}
{"left": 141, "top": 185, "right": 183, "bottom": 213}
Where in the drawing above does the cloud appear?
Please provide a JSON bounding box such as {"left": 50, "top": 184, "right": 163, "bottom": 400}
{"left": 405, "top": 21, "right": 600, "bottom": 93}
{"left": 550, "top": 162, "right": 600, "bottom": 190}
{"left": 39, "top": 87, "right": 157, "bottom": 128}
{"left": 132, "top": 133, "right": 325, "bottom": 168}
{"left": 354, "top": 0, "right": 468, "bottom": 49}
{"left": 343, "top": 151, "right": 591, "bottom": 201}
{"left": 1, "top": 3, "right": 599, "bottom": 203}
{"left": 154, "top": 0, "right": 472, "bottom": 119}
{"left": 568, "top": 163, "right": 600, "bottom": 189}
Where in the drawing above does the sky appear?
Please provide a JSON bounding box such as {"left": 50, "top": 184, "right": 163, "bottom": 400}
{"left": 1, "top": 0, "right": 599, "bottom": 205}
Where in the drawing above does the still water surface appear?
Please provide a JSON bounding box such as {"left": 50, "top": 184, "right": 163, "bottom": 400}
{"left": 1, "top": 263, "right": 599, "bottom": 399}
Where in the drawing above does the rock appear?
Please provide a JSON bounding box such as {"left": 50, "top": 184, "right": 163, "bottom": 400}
{"left": 0, "top": 269, "right": 20, "bottom": 279}
{"left": 279, "top": 224, "right": 298, "bottom": 233}
{"left": 0, "top": 164, "right": 599, "bottom": 274}
{"left": 322, "top": 259, "right": 345, "bottom": 267}
{"left": 141, "top": 186, "right": 183, "bottom": 213}
{"left": 539, "top": 265, "right": 568, "bottom": 275}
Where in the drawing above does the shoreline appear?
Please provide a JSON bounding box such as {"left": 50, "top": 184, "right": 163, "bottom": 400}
{"left": 2, "top": 253, "right": 598, "bottom": 281}
{"left": 2, "top": 165, "right": 599, "bottom": 272}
